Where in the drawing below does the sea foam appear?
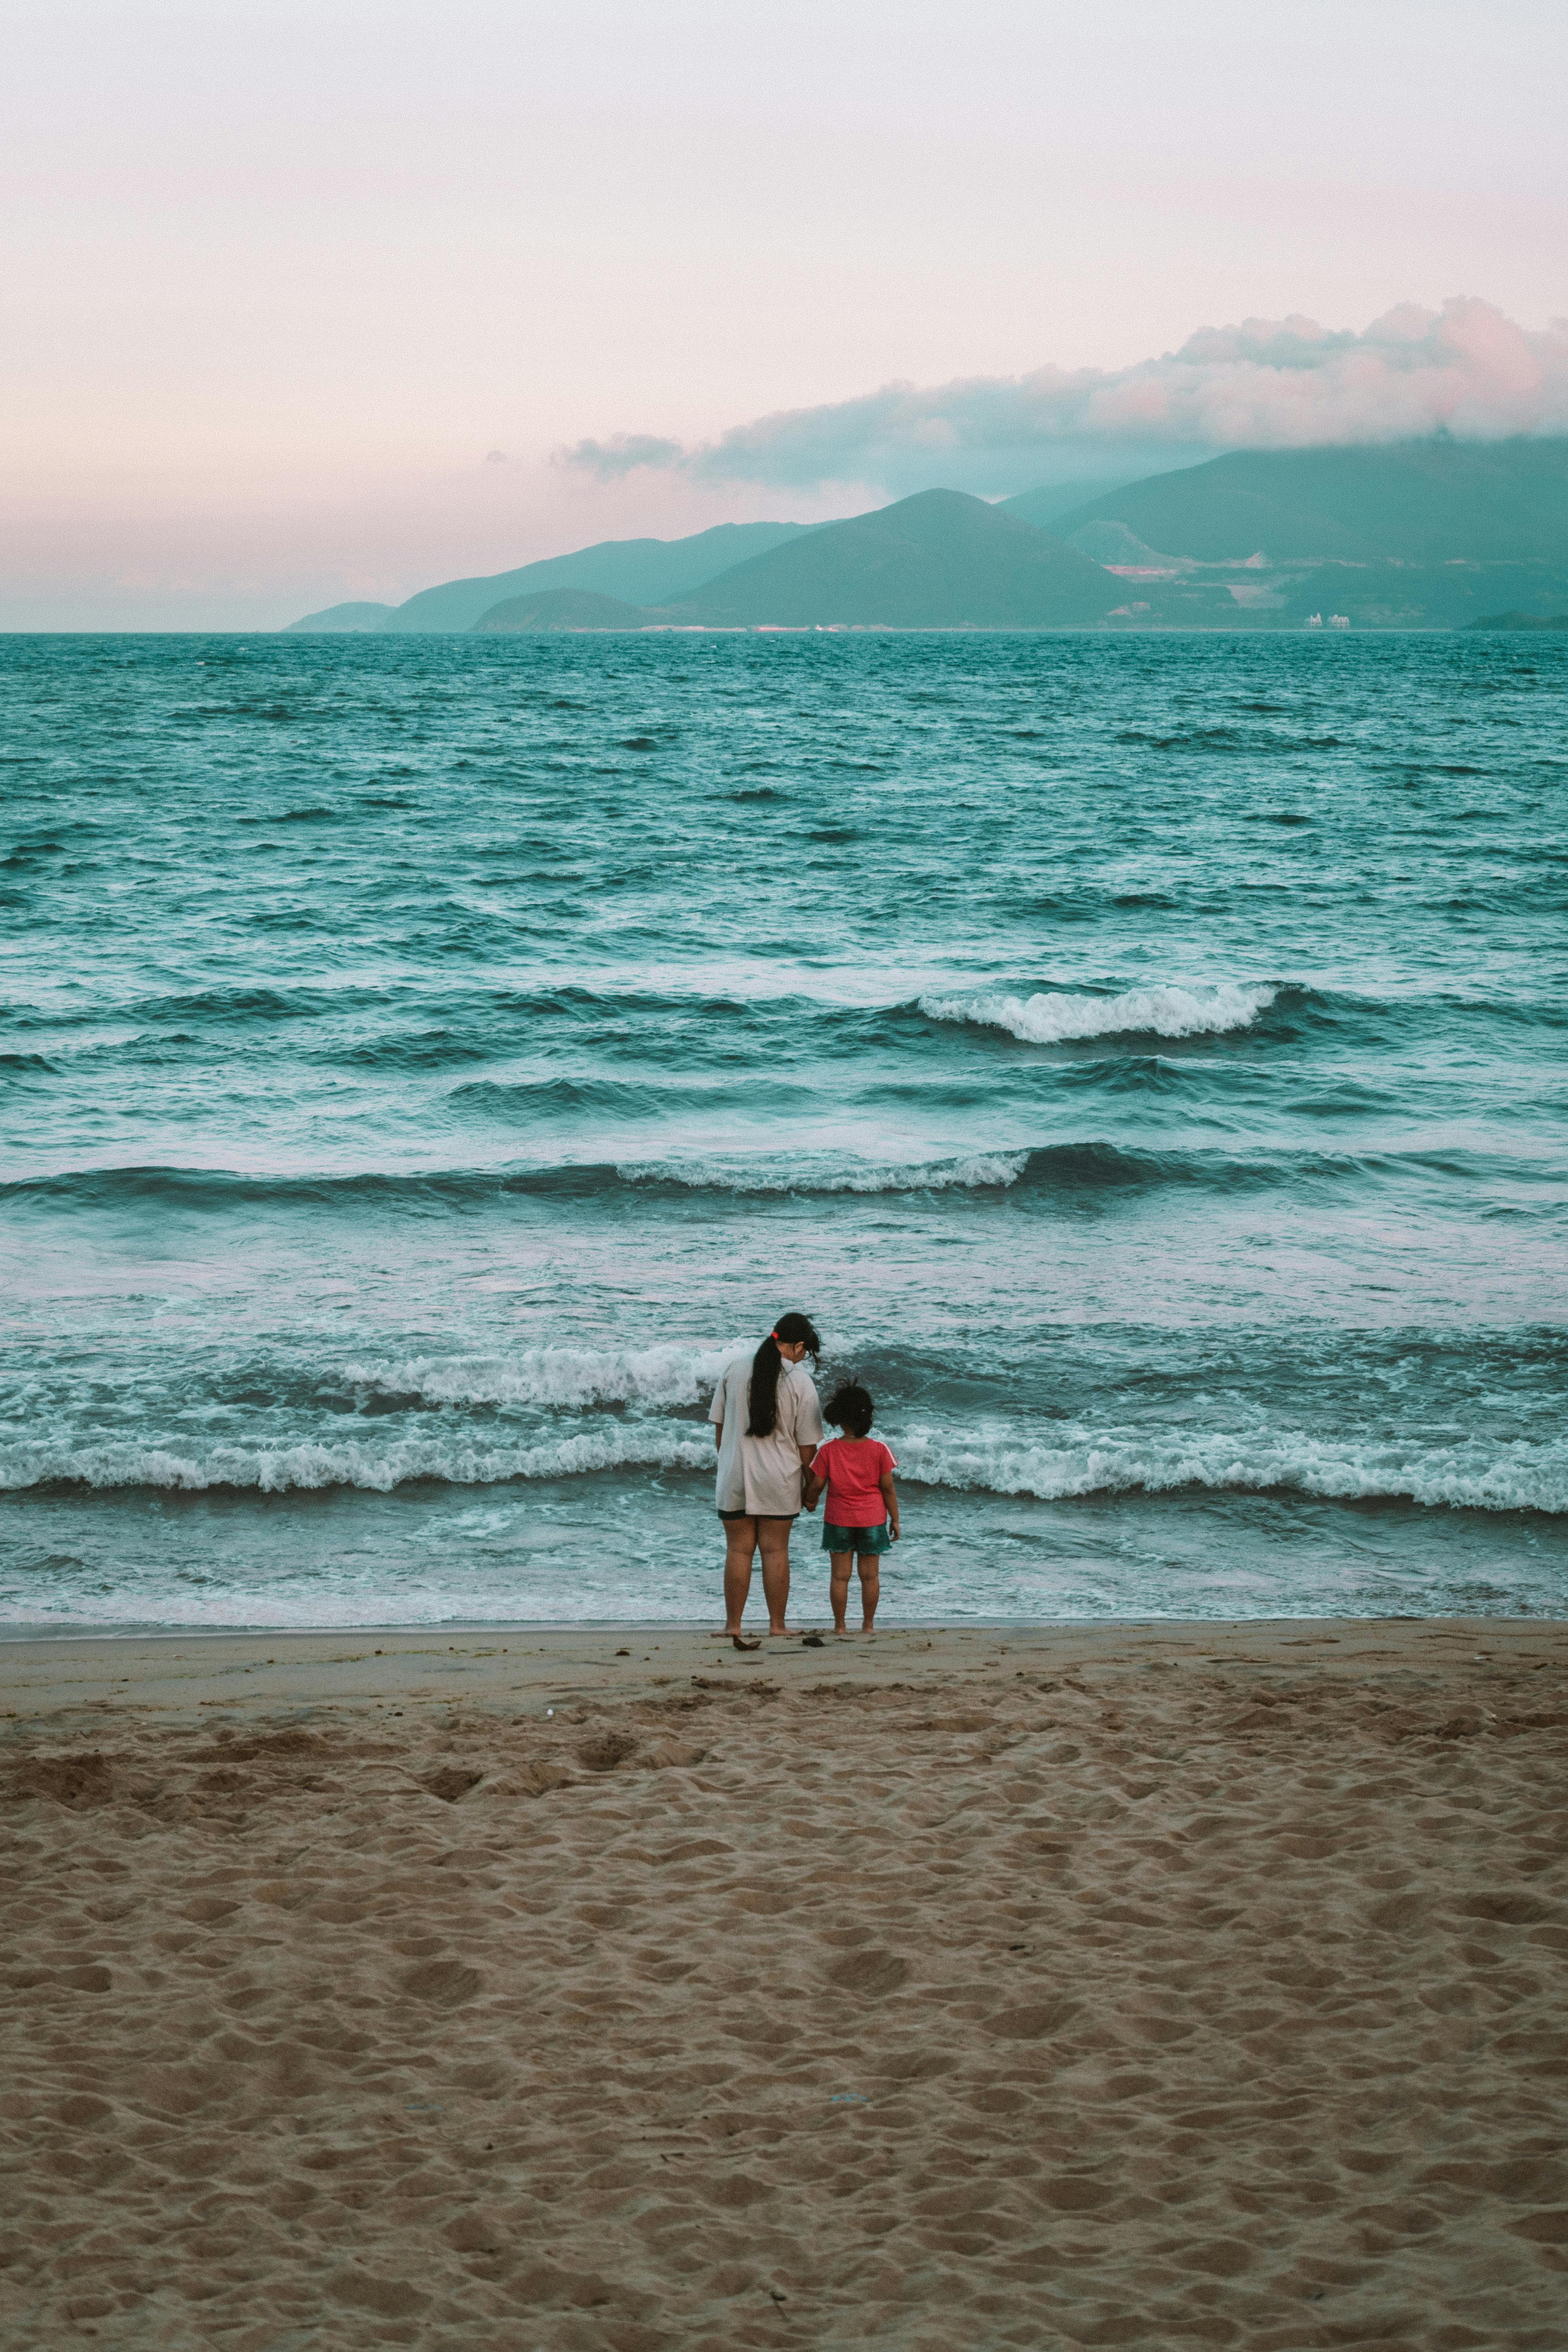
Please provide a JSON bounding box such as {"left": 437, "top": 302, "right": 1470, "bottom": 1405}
{"left": 894, "top": 1426, "right": 1568, "bottom": 1517}
{"left": 919, "top": 980, "right": 1277, "bottom": 1045}
{"left": 7, "top": 1418, "right": 1563, "bottom": 1516}
{"left": 618, "top": 1151, "right": 1030, "bottom": 1194}
{"left": 0, "top": 1425, "right": 714, "bottom": 1496}
{"left": 342, "top": 1339, "right": 744, "bottom": 1413}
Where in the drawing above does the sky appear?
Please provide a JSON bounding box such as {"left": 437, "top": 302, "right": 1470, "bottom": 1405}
{"left": 3, "top": 0, "right": 1566, "bottom": 628}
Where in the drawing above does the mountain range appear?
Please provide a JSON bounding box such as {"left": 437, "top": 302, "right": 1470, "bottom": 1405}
{"left": 471, "top": 588, "right": 649, "bottom": 632}
{"left": 1051, "top": 438, "right": 1568, "bottom": 564}
{"left": 288, "top": 438, "right": 1568, "bottom": 633}
{"left": 661, "top": 490, "right": 1113, "bottom": 627}
{"left": 1464, "top": 610, "right": 1568, "bottom": 631}
{"left": 289, "top": 519, "right": 816, "bottom": 634}
{"left": 1040, "top": 438, "right": 1568, "bottom": 629}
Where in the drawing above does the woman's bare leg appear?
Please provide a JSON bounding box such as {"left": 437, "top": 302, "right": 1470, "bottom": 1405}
{"left": 758, "top": 1517, "right": 795, "bottom": 1634}
{"left": 829, "top": 1551, "right": 853, "bottom": 1633}
{"left": 857, "top": 1553, "right": 881, "bottom": 1632}
{"left": 721, "top": 1517, "right": 759, "bottom": 1634}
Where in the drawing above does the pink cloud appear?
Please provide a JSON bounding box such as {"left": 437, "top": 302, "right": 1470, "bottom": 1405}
{"left": 558, "top": 300, "right": 1568, "bottom": 495}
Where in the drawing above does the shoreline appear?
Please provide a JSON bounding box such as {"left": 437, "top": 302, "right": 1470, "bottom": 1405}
{"left": 6, "top": 1604, "right": 1559, "bottom": 1642}
{"left": 4, "top": 1613, "right": 1560, "bottom": 1726}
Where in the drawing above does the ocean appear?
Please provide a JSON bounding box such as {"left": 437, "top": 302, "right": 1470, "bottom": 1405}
{"left": 2, "top": 627, "right": 1565, "bottom": 1632}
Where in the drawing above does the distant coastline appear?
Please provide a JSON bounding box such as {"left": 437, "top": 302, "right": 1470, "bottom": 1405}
{"left": 287, "top": 436, "right": 1568, "bottom": 637}
{"left": 1462, "top": 609, "right": 1568, "bottom": 631}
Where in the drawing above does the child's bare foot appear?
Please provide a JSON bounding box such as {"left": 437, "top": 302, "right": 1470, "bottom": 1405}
{"left": 833, "top": 1627, "right": 854, "bottom": 1637}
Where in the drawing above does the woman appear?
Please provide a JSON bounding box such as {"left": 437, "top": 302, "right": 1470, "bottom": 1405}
{"left": 709, "top": 1313, "right": 824, "bottom": 1641}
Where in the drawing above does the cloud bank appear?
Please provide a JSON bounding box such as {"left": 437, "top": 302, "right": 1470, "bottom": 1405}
{"left": 559, "top": 300, "right": 1568, "bottom": 497}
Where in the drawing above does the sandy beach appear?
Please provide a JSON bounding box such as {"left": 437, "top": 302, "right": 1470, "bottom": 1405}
{"left": 2, "top": 1617, "right": 1566, "bottom": 2350}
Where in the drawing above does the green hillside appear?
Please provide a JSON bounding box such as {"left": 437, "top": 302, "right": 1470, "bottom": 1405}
{"left": 999, "top": 477, "right": 1153, "bottom": 531}
{"left": 471, "top": 588, "right": 648, "bottom": 632}
{"left": 1052, "top": 438, "right": 1568, "bottom": 563}
{"left": 285, "top": 602, "right": 396, "bottom": 633}
{"left": 1462, "top": 610, "right": 1568, "bottom": 631}
{"left": 376, "top": 520, "right": 821, "bottom": 634}
{"left": 670, "top": 489, "right": 1116, "bottom": 627}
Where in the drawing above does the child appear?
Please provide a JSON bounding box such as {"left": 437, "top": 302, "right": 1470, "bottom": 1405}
{"left": 803, "top": 1381, "right": 899, "bottom": 1635}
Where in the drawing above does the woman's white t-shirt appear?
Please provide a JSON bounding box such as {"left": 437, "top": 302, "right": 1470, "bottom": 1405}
{"left": 709, "top": 1354, "right": 824, "bottom": 1516}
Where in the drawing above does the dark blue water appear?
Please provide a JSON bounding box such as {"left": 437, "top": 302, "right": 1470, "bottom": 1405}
{"left": 3, "top": 629, "right": 1565, "bottom": 1629}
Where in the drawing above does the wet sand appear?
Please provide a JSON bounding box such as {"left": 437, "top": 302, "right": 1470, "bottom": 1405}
{"left": 2, "top": 1617, "right": 1566, "bottom": 2349}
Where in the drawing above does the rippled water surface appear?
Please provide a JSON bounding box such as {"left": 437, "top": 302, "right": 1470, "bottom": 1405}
{"left": 3, "top": 629, "right": 1565, "bottom": 1627}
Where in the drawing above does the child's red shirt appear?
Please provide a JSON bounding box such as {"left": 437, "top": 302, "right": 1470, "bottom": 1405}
{"left": 814, "top": 1436, "right": 897, "bottom": 1526}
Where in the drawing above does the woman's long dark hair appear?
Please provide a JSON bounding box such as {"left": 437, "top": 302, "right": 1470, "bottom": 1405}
{"left": 746, "top": 1312, "right": 822, "bottom": 1437}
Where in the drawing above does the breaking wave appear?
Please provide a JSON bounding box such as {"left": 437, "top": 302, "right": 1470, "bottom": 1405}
{"left": 617, "top": 1150, "right": 1031, "bottom": 1194}
{"left": 0, "top": 1150, "right": 1033, "bottom": 1207}
{"left": 920, "top": 979, "right": 1278, "bottom": 1044}
{"left": 342, "top": 1339, "right": 744, "bottom": 1412}
{"left": 895, "top": 1426, "right": 1568, "bottom": 1517}
{"left": 0, "top": 1424, "right": 714, "bottom": 1497}
{"left": 7, "top": 1139, "right": 1534, "bottom": 1212}
{"left": 7, "top": 1416, "right": 1562, "bottom": 1515}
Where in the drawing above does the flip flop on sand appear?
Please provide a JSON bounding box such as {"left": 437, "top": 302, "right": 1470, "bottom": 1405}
{"left": 731, "top": 1634, "right": 762, "bottom": 1652}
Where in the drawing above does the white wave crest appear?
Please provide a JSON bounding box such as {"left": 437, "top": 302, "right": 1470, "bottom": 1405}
{"left": 0, "top": 1425, "right": 713, "bottom": 1496}
{"left": 618, "top": 1150, "right": 1030, "bottom": 1193}
{"left": 342, "top": 1338, "right": 745, "bottom": 1412}
{"left": 920, "top": 980, "right": 1277, "bottom": 1045}
{"left": 8, "top": 1415, "right": 1563, "bottom": 1515}
{"left": 894, "top": 1426, "right": 1568, "bottom": 1517}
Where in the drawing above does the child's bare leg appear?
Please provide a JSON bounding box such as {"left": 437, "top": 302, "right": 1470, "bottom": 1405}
{"left": 857, "top": 1553, "right": 881, "bottom": 1632}
{"left": 829, "top": 1552, "right": 853, "bottom": 1633}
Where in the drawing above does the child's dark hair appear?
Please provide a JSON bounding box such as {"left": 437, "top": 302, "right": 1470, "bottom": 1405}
{"left": 825, "top": 1381, "right": 874, "bottom": 1438}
